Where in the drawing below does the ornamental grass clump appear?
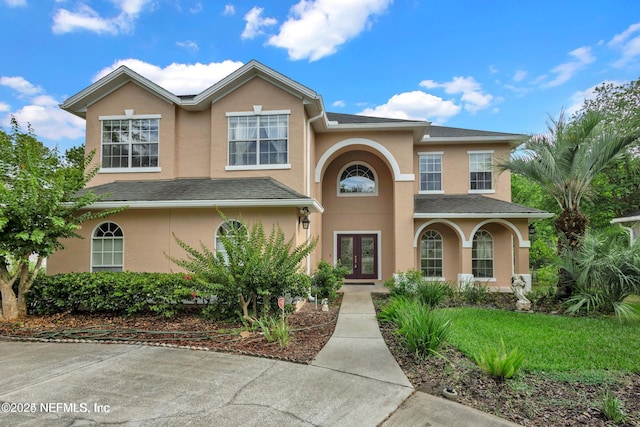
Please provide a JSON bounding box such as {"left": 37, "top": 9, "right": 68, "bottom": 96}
{"left": 256, "top": 317, "right": 290, "bottom": 348}
{"left": 415, "top": 280, "right": 452, "bottom": 308}
{"left": 600, "top": 389, "right": 627, "bottom": 424}
{"left": 474, "top": 338, "right": 525, "bottom": 381}
{"left": 376, "top": 295, "right": 413, "bottom": 325}
{"left": 394, "top": 301, "right": 451, "bottom": 360}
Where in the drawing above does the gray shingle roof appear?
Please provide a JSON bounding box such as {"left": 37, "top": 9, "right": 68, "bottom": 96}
{"left": 426, "top": 126, "right": 521, "bottom": 138}
{"left": 326, "top": 112, "right": 520, "bottom": 138}
{"left": 415, "top": 194, "right": 548, "bottom": 217}
{"left": 326, "top": 112, "right": 421, "bottom": 124}
{"left": 83, "top": 177, "right": 309, "bottom": 202}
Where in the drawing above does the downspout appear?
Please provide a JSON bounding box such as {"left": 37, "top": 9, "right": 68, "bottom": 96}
{"left": 305, "top": 110, "right": 324, "bottom": 275}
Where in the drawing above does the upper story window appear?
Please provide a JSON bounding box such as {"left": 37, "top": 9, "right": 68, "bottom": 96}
{"left": 338, "top": 163, "right": 377, "bottom": 196}
{"left": 469, "top": 151, "right": 494, "bottom": 192}
{"left": 227, "top": 109, "right": 290, "bottom": 170}
{"left": 419, "top": 153, "right": 443, "bottom": 193}
{"left": 100, "top": 112, "right": 160, "bottom": 172}
{"left": 92, "top": 222, "right": 123, "bottom": 272}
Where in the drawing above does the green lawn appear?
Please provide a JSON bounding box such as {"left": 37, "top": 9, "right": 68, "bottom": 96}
{"left": 444, "top": 307, "right": 640, "bottom": 375}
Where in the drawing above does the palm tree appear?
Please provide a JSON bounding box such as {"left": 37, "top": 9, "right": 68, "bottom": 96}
{"left": 497, "top": 111, "right": 639, "bottom": 298}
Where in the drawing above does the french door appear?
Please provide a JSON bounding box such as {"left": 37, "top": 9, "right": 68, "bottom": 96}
{"left": 337, "top": 234, "right": 378, "bottom": 280}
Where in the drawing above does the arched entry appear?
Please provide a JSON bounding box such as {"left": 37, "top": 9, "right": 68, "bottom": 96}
{"left": 319, "top": 147, "right": 395, "bottom": 281}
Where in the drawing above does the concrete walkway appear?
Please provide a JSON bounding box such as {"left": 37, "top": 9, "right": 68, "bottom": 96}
{"left": 0, "top": 286, "right": 519, "bottom": 426}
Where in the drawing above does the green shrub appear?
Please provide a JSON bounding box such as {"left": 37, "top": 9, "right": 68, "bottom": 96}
{"left": 562, "top": 230, "right": 640, "bottom": 320}
{"left": 394, "top": 302, "right": 451, "bottom": 359}
{"left": 600, "top": 390, "right": 627, "bottom": 423}
{"left": 377, "top": 295, "right": 414, "bottom": 324}
{"left": 533, "top": 264, "right": 558, "bottom": 288}
{"left": 257, "top": 316, "right": 290, "bottom": 348}
{"left": 459, "top": 281, "right": 489, "bottom": 304}
{"left": 311, "top": 260, "right": 349, "bottom": 300}
{"left": 384, "top": 270, "right": 424, "bottom": 297}
{"left": 473, "top": 338, "right": 525, "bottom": 381}
{"left": 415, "top": 280, "right": 452, "bottom": 308}
{"left": 28, "top": 272, "right": 193, "bottom": 317}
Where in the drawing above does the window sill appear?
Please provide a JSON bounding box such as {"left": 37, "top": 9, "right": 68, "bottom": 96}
{"left": 337, "top": 192, "right": 379, "bottom": 197}
{"left": 468, "top": 189, "right": 495, "bottom": 194}
{"left": 100, "top": 167, "right": 161, "bottom": 174}
{"left": 473, "top": 277, "right": 497, "bottom": 283}
{"left": 419, "top": 190, "right": 444, "bottom": 195}
{"left": 225, "top": 164, "right": 291, "bottom": 171}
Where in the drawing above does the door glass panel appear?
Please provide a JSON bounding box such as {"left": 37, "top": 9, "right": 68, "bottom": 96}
{"left": 361, "top": 237, "right": 375, "bottom": 275}
{"left": 339, "top": 237, "right": 354, "bottom": 274}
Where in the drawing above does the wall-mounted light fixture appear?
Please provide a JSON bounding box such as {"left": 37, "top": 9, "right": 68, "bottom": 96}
{"left": 299, "top": 207, "right": 311, "bottom": 230}
{"left": 528, "top": 223, "right": 536, "bottom": 236}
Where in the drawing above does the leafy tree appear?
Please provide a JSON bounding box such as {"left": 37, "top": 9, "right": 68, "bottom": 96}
{"left": 0, "top": 118, "right": 118, "bottom": 320}
{"left": 497, "top": 111, "right": 640, "bottom": 298}
{"left": 168, "top": 212, "right": 317, "bottom": 323}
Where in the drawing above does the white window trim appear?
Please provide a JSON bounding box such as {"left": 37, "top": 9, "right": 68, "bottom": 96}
{"left": 90, "top": 222, "right": 124, "bottom": 272}
{"left": 468, "top": 150, "right": 494, "bottom": 194}
{"left": 226, "top": 109, "right": 291, "bottom": 170}
{"left": 420, "top": 229, "right": 444, "bottom": 279}
{"left": 99, "top": 111, "right": 162, "bottom": 173}
{"left": 337, "top": 161, "right": 379, "bottom": 197}
{"left": 472, "top": 229, "right": 494, "bottom": 280}
{"left": 418, "top": 152, "right": 444, "bottom": 194}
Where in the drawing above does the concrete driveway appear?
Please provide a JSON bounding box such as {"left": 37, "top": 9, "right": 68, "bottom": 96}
{"left": 0, "top": 341, "right": 412, "bottom": 426}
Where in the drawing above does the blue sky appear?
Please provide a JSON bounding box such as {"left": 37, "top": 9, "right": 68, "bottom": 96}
{"left": 1, "top": 0, "right": 639, "bottom": 151}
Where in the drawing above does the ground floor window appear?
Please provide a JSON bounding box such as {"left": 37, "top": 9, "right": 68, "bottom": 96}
{"left": 420, "top": 230, "right": 443, "bottom": 277}
{"left": 92, "top": 222, "right": 124, "bottom": 272}
{"left": 215, "top": 220, "right": 245, "bottom": 263}
{"left": 472, "top": 230, "right": 493, "bottom": 278}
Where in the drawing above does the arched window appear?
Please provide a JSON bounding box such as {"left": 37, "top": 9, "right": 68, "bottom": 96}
{"left": 420, "top": 230, "right": 443, "bottom": 278}
{"left": 92, "top": 222, "right": 124, "bottom": 272}
{"left": 215, "top": 220, "right": 245, "bottom": 263}
{"left": 472, "top": 230, "right": 494, "bottom": 278}
{"left": 338, "top": 163, "right": 377, "bottom": 195}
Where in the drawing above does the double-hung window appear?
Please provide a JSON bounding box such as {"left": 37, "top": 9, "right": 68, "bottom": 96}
{"left": 100, "top": 114, "right": 160, "bottom": 171}
{"left": 469, "top": 151, "right": 493, "bottom": 192}
{"left": 227, "top": 110, "right": 290, "bottom": 169}
{"left": 419, "top": 153, "right": 443, "bottom": 193}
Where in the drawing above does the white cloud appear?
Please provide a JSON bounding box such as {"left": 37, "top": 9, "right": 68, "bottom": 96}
{"left": 513, "top": 70, "right": 527, "bottom": 82}
{"left": 0, "top": 76, "right": 43, "bottom": 96}
{"left": 0, "top": 78, "right": 85, "bottom": 142}
{"left": 267, "top": 0, "right": 392, "bottom": 61}
{"left": 542, "top": 46, "right": 595, "bottom": 88}
{"left": 358, "top": 91, "right": 461, "bottom": 123}
{"left": 241, "top": 6, "right": 277, "bottom": 40}
{"left": 176, "top": 40, "right": 199, "bottom": 51}
{"left": 52, "top": 0, "right": 153, "bottom": 35}
{"left": 223, "top": 4, "right": 235, "bottom": 16}
{"left": 93, "top": 59, "right": 245, "bottom": 95}
{"left": 4, "top": 0, "right": 27, "bottom": 6}
{"left": 189, "top": 2, "right": 202, "bottom": 14}
{"left": 332, "top": 100, "right": 346, "bottom": 108}
{"left": 609, "top": 22, "right": 640, "bottom": 67}
{"left": 420, "top": 76, "right": 493, "bottom": 114}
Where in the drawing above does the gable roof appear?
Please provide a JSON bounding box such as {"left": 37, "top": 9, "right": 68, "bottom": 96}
{"left": 80, "top": 177, "right": 323, "bottom": 212}
{"left": 60, "top": 60, "right": 324, "bottom": 119}
{"left": 414, "top": 194, "right": 552, "bottom": 219}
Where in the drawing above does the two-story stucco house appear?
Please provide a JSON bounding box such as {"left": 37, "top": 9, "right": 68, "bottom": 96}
{"left": 48, "top": 60, "right": 550, "bottom": 290}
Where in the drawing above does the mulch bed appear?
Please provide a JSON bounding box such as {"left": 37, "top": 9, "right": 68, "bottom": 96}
{"left": 0, "top": 296, "right": 341, "bottom": 364}
{"left": 375, "top": 293, "right": 640, "bottom": 427}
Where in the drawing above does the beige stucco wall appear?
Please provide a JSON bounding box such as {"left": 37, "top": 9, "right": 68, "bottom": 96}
{"left": 47, "top": 207, "right": 305, "bottom": 274}
{"left": 320, "top": 150, "right": 395, "bottom": 280}
{"left": 413, "top": 142, "right": 512, "bottom": 200}
{"left": 86, "top": 82, "right": 177, "bottom": 187}
{"left": 209, "top": 77, "right": 307, "bottom": 194}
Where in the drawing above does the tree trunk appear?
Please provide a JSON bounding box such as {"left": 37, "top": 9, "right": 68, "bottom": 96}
{"left": 555, "top": 208, "right": 589, "bottom": 299}
{"left": 0, "top": 283, "right": 19, "bottom": 321}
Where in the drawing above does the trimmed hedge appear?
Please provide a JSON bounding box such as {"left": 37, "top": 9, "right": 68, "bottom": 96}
{"left": 28, "top": 272, "right": 194, "bottom": 318}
